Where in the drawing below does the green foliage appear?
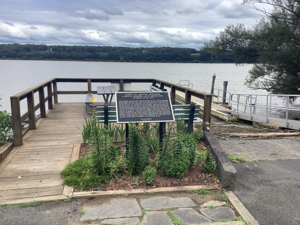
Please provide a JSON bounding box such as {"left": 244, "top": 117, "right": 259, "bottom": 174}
{"left": 159, "top": 134, "right": 192, "bottom": 178}
{"left": 142, "top": 166, "right": 157, "bottom": 185}
{"left": 167, "top": 211, "right": 187, "bottom": 225}
{"left": 194, "top": 188, "right": 211, "bottom": 195}
{"left": 117, "top": 124, "right": 126, "bottom": 143}
{"left": 201, "top": 148, "right": 217, "bottom": 173}
{"left": 191, "top": 123, "right": 204, "bottom": 142}
{"left": 204, "top": 0, "right": 300, "bottom": 94}
{"left": 182, "top": 134, "right": 197, "bottom": 168}
{"left": 217, "top": 193, "right": 229, "bottom": 202}
{"left": 227, "top": 154, "right": 246, "bottom": 163}
{"left": 80, "top": 116, "right": 92, "bottom": 146}
{"left": 18, "top": 201, "right": 43, "bottom": 208}
{"left": 127, "top": 123, "right": 149, "bottom": 174}
{"left": 0, "top": 97, "right": 13, "bottom": 144}
{"left": 176, "top": 118, "right": 187, "bottom": 136}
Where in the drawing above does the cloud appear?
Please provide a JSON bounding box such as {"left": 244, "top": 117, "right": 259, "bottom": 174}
{"left": 216, "top": 0, "right": 256, "bottom": 18}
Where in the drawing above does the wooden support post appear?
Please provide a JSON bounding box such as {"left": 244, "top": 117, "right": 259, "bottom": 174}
{"left": 11, "top": 97, "right": 22, "bottom": 146}
{"left": 171, "top": 85, "right": 176, "bottom": 104}
{"left": 126, "top": 123, "right": 129, "bottom": 157}
{"left": 188, "top": 103, "right": 195, "bottom": 133}
{"left": 39, "top": 87, "right": 46, "bottom": 118}
{"left": 203, "top": 95, "right": 212, "bottom": 131}
{"left": 185, "top": 90, "right": 191, "bottom": 104}
{"left": 152, "top": 80, "right": 156, "bottom": 86}
{"left": 47, "top": 83, "right": 53, "bottom": 109}
{"left": 53, "top": 80, "right": 58, "bottom": 103}
{"left": 119, "top": 79, "right": 124, "bottom": 92}
{"left": 160, "top": 83, "right": 165, "bottom": 90}
{"left": 27, "top": 91, "right": 36, "bottom": 130}
{"left": 211, "top": 74, "right": 216, "bottom": 95}
{"left": 88, "top": 79, "right": 92, "bottom": 93}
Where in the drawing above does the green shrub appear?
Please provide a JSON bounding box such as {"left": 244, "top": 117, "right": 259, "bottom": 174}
{"left": 201, "top": 148, "right": 217, "bottom": 173}
{"left": 80, "top": 116, "right": 92, "bottom": 146}
{"left": 191, "top": 126, "right": 204, "bottom": 142}
{"left": 127, "top": 123, "right": 149, "bottom": 174}
{"left": 117, "top": 124, "right": 126, "bottom": 143}
{"left": 159, "top": 135, "right": 191, "bottom": 178}
{"left": 182, "top": 134, "right": 197, "bottom": 168}
{"left": 142, "top": 166, "right": 157, "bottom": 184}
{"left": 61, "top": 157, "right": 109, "bottom": 190}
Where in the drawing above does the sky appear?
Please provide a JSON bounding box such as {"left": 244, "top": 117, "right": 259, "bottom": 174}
{"left": 0, "top": 0, "right": 265, "bottom": 49}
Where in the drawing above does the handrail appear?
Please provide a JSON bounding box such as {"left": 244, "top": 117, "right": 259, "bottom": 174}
{"left": 10, "top": 78, "right": 212, "bottom": 146}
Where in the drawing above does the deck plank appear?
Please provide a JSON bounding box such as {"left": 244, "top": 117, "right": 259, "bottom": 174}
{"left": 0, "top": 103, "right": 86, "bottom": 202}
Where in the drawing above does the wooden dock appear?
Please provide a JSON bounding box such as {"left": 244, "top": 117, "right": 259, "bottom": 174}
{"left": 0, "top": 103, "right": 86, "bottom": 204}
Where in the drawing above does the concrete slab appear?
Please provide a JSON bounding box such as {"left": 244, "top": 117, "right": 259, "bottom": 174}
{"left": 80, "top": 198, "right": 142, "bottom": 221}
{"left": 200, "top": 207, "right": 236, "bottom": 221}
{"left": 173, "top": 208, "right": 211, "bottom": 224}
{"left": 201, "top": 200, "right": 226, "bottom": 208}
{"left": 101, "top": 217, "right": 140, "bottom": 225}
{"left": 140, "top": 211, "right": 173, "bottom": 225}
{"left": 140, "top": 196, "right": 196, "bottom": 210}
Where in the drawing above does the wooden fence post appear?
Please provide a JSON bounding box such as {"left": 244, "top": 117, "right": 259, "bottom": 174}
{"left": 88, "top": 79, "right": 92, "bottom": 93}
{"left": 10, "top": 97, "right": 22, "bottom": 146}
{"left": 185, "top": 90, "right": 191, "bottom": 104}
{"left": 152, "top": 80, "right": 156, "bottom": 86}
{"left": 171, "top": 85, "right": 176, "bottom": 104}
{"left": 203, "top": 95, "right": 212, "bottom": 130}
{"left": 47, "top": 83, "right": 53, "bottom": 109}
{"left": 119, "top": 79, "right": 124, "bottom": 91}
{"left": 39, "top": 87, "right": 46, "bottom": 118}
{"left": 27, "top": 91, "right": 36, "bottom": 130}
{"left": 160, "top": 82, "right": 165, "bottom": 90}
{"left": 53, "top": 80, "right": 58, "bottom": 103}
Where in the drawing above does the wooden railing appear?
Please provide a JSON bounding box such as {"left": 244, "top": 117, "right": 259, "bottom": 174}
{"left": 10, "top": 78, "right": 212, "bottom": 146}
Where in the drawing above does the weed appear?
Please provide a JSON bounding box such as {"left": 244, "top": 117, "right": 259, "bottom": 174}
{"left": 258, "top": 159, "right": 268, "bottom": 162}
{"left": 239, "top": 142, "right": 245, "bottom": 144}
{"left": 233, "top": 216, "right": 247, "bottom": 223}
{"left": 124, "top": 193, "right": 129, "bottom": 197}
{"left": 64, "top": 198, "right": 72, "bottom": 202}
{"left": 78, "top": 208, "right": 85, "bottom": 215}
{"left": 146, "top": 191, "right": 154, "bottom": 195}
{"left": 0, "top": 204, "right": 7, "bottom": 207}
{"left": 53, "top": 200, "right": 60, "bottom": 204}
{"left": 271, "top": 153, "right": 277, "bottom": 155}
{"left": 117, "top": 124, "right": 126, "bottom": 143}
{"left": 194, "top": 188, "right": 211, "bottom": 195}
{"left": 18, "top": 201, "right": 43, "bottom": 208}
{"left": 186, "top": 190, "right": 193, "bottom": 194}
{"left": 217, "top": 219, "right": 229, "bottom": 222}
{"left": 217, "top": 193, "right": 229, "bottom": 202}
{"left": 207, "top": 205, "right": 216, "bottom": 209}
{"left": 277, "top": 159, "right": 282, "bottom": 161}
{"left": 227, "top": 154, "right": 246, "bottom": 163}
{"left": 135, "top": 176, "right": 140, "bottom": 188}
{"left": 167, "top": 211, "right": 187, "bottom": 225}
{"left": 86, "top": 219, "right": 92, "bottom": 223}
{"left": 113, "top": 193, "right": 117, "bottom": 197}
{"left": 142, "top": 166, "right": 157, "bottom": 185}
{"left": 142, "top": 209, "right": 148, "bottom": 215}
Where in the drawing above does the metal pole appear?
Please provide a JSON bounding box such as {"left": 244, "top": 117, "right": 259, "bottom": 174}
{"left": 266, "top": 95, "right": 269, "bottom": 123}
{"left": 211, "top": 74, "right": 216, "bottom": 95}
{"left": 222, "top": 81, "right": 228, "bottom": 105}
{"left": 286, "top": 96, "right": 289, "bottom": 127}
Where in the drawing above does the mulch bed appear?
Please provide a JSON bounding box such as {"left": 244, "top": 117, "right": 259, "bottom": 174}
{"left": 77, "top": 142, "right": 221, "bottom": 192}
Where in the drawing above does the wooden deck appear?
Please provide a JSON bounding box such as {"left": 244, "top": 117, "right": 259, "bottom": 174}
{"left": 0, "top": 103, "right": 87, "bottom": 204}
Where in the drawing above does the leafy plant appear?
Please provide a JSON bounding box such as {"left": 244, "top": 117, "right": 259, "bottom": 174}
{"left": 117, "top": 124, "right": 126, "bottom": 143}
{"left": 0, "top": 98, "right": 13, "bottom": 144}
{"left": 176, "top": 117, "right": 187, "bottom": 136}
{"left": 80, "top": 116, "right": 92, "bottom": 146}
{"left": 127, "top": 123, "right": 149, "bottom": 174}
{"left": 181, "top": 134, "right": 197, "bottom": 168}
{"left": 194, "top": 188, "right": 211, "bottom": 195}
{"left": 201, "top": 148, "right": 217, "bottom": 173}
{"left": 142, "top": 166, "right": 157, "bottom": 185}
{"left": 159, "top": 134, "right": 191, "bottom": 178}
{"left": 167, "top": 211, "right": 187, "bottom": 225}
{"left": 18, "top": 201, "right": 43, "bottom": 208}
{"left": 191, "top": 123, "right": 204, "bottom": 141}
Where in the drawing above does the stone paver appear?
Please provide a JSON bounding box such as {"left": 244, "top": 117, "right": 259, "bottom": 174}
{"left": 173, "top": 208, "right": 211, "bottom": 224}
{"left": 201, "top": 200, "right": 227, "bottom": 208}
{"left": 140, "top": 211, "right": 173, "bottom": 225}
{"left": 140, "top": 196, "right": 196, "bottom": 210}
{"left": 100, "top": 217, "right": 140, "bottom": 225}
{"left": 81, "top": 198, "right": 142, "bottom": 221}
{"left": 200, "top": 207, "right": 236, "bottom": 221}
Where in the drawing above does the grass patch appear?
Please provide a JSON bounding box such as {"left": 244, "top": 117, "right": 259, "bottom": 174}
{"left": 78, "top": 208, "right": 85, "bottom": 215}
{"left": 123, "top": 193, "right": 129, "bottom": 197}
{"left": 227, "top": 154, "right": 246, "bottom": 163}
{"left": 64, "top": 197, "right": 72, "bottom": 202}
{"left": 167, "top": 211, "right": 187, "bottom": 225}
{"left": 271, "top": 153, "right": 277, "bottom": 155}
{"left": 194, "top": 188, "right": 211, "bottom": 195}
{"left": 217, "top": 193, "right": 229, "bottom": 202}
{"left": 18, "top": 201, "right": 43, "bottom": 208}
{"left": 217, "top": 219, "right": 229, "bottom": 222}
{"left": 207, "top": 205, "right": 216, "bottom": 209}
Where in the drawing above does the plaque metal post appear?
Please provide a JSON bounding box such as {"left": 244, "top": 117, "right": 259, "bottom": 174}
{"left": 104, "top": 103, "right": 108, "bottom": 127}
{"left": 126, "top": 123, "right": 129, "bottom": 157}
{"left": 159, "top": 122, "right": 166, "bottom": 149}
{"left": 188, "top": 103, "right": 196, "bottom": 133}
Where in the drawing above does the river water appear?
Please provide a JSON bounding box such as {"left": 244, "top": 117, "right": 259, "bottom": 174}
{"left": 2, "top": 60, "right": 299, "bottom": 120}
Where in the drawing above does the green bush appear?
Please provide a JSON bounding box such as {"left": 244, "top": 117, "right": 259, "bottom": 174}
{"left": 201, "top": 148, "right": 217, "bottom": 173}
{"left": 159, "top": 135, "right": 191, "bottom": 178}
{"left": 0, "top": 97, "right": 13, "bottom": 144}
{"left": 191, "top": 127, "right": 204, "bottom": 142}
{"left": 182, "top": 134, "right": 197, "bottom": 168}
{"left": 142, "top": 166, "right": 157, "bottom": 185}
{"left": 60, "top": 157, "right": 110, "bottom": 190}
{"left": 127, "top": 123, "right": 149, "bottom": 174}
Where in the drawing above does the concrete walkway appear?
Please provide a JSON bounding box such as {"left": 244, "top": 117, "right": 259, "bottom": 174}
{"left": 219, "top": 136, "right": 300, "bottom": 225}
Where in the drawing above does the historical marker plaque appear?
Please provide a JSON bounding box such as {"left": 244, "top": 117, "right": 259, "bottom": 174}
{"left": 116, "top": 92, "right": 175, "bottom": 123}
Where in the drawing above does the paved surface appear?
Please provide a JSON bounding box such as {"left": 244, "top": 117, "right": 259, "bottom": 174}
{"left": 0, "top": 194, "right": 240, "bottom": 225}
{"left": 219, "top": 136, "right": 300, "bottom": 225}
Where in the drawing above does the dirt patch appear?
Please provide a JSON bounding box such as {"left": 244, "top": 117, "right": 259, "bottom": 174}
{"left": 76, "top": 142, "right": 220, "bottom": 192}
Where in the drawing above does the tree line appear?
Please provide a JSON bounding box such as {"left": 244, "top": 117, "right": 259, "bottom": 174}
{"left": 0, "top": 44, "right": 235, "bottom": 63}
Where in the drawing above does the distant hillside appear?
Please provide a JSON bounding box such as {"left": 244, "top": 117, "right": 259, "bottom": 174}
{"left": 0, "top": 44, "right": 235, "bottom": 63}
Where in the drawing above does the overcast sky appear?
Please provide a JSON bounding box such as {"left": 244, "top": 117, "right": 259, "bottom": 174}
{"left": 0, "top": 0, "right": 264, "bottom": 49}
